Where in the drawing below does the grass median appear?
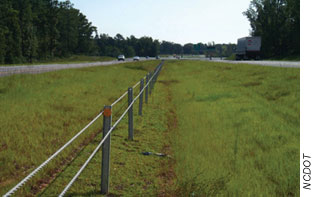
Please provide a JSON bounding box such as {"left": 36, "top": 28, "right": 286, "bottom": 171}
{"left": 0, "top": 60, "right": 162, "bottom": 196}
{"left": 165, "top": 60, "right": 299, "bottom": 196}
{"left": 0, "top": 59, "right": 299, "bottom": 196}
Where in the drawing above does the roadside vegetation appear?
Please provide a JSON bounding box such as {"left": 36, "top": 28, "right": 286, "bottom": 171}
{"left": 0, "top": 60, "right": 299, "bottom": 196}
{"left": 167, "top": 60, "right": 299, "bottom": 196}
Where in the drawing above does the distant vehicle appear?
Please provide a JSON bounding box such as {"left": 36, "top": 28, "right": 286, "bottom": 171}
{"left": 117, "top": 55, "right": 125, "bottom": 61}
{"left": 235, "top": 36, "right": 261, "bottom": 60}
{"left": 146, "top": 56, "right": 149, "bottom": 59}
{"left": 133, "top": 56, "right": 140, "bottom": 61}
{"left": 155, "top": 56, "right": 160, "bottom": 59}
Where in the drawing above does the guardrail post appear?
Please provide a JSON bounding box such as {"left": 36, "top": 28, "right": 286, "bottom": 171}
{"left": 101, "top": 105, "right": 111, "bottom": 194}
{"left": 145, "top": 74, "right": 149, "bottom": 104}
{"left": 128, "top": 87, "right": 133, "bottom": 140}
{"left": 139, "top": 79, "right": 144, "bottom": 116}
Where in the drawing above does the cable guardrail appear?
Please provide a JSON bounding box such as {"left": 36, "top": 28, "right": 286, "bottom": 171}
{"left": 3, "top": 61, "right": 164, "bottom": 197}
{"left": 3, "top": 112, "right": 103, "bottom": 197}
{"left": 59, "top": 62, "right": 162, "bottom": 196}
{"left": 111, "top": 75, "right": 145, "bottom": 107}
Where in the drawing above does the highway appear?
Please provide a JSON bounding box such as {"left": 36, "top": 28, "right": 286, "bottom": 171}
{"left": 0, "top": 57, "right": 299, "bottom": 77}
{"left": 168, "top": 56, "right": 300, "bottom": 68}
{"left": 0, "top": 58, "right": 136, "bottom": 77}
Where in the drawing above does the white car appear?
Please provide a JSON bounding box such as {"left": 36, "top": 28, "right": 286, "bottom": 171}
{"left": 133, "top": 56, "right": 140, "bottom": 61}
{"left": 118, "top": 55, "right": 125, "bottom": 61}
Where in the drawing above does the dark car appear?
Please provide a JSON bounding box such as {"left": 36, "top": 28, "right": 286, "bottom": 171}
{"left": 155, "top": 56, "right": 160, "bottom": 59}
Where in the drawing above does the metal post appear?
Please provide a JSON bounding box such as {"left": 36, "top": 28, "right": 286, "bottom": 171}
{"left": 128, "top": 87, "right": 133, "bottom": 140}
{"left": 101, "top": 105, "right": 112, "bottom": 194}
{"left": 145, "top": 74, "right": 149, "bottom": 104}
{"left": 139, "top": 79, "right": 144, "bottom": 116}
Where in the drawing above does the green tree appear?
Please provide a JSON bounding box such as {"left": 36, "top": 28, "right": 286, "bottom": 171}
{"left": 243, "top": 0, "right": 299, "bottom": 58}
{"left": 4, "top": 7, "right": 22, "bottom": 63}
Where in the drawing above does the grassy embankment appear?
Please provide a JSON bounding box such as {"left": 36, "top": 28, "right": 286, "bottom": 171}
{"left": 0, "top": 60, "right": 169, "bottom": 196}
{"left": 0, "top": 60, "right": 299, "bottom": 196}
{"left": 0, "top": 55, "right": 115, "bottom": 67}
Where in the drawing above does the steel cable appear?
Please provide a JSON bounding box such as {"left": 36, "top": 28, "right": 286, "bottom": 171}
{"left": 4, "top": 63, "right": 163, "bottom": 197}
{"left": 3, "top": 112, "right": 103, "bottom": 197}
{"left": 132, "top": 81, "right": 140, "bottom": 89}
{"left": 59, "top": 64, "right": 162, "bottom": 196}
{"left": 112, "top": 100, "right": 129, "bottom": 120}
{"left": 111, "top": 91, "right": 127, "bottom": 107}
{"left": 111, "top": 75, "right": 145, "bottom": 107}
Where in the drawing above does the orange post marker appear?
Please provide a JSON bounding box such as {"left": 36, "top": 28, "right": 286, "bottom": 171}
{"left": 103, "top": 108, "right": 112, "bottom": 117}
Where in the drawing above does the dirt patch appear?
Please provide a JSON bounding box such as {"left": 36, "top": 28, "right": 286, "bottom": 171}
{"left": 158, "top": 85, "right": 177, "bottom": 196}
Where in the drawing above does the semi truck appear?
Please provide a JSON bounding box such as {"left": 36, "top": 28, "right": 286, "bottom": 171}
{"left": 235, "top": 36, "right": 261, "bottom": 60}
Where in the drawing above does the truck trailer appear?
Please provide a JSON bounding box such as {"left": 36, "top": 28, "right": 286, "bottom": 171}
{"left": 235, "top": 36, "right": 261, "bottom": 60}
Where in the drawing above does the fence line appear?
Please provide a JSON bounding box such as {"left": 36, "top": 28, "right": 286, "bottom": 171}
{"left": 3, "top": 61, "right": 164, "bottom": 197}
{"left": 59, "top": 61, "right": 163, "bottom": 196}
{"left": 3, "top": 112, "right": 103, "bottom": 197}
{"left": 111, "top": 75, "right": 145, "bottom": 107}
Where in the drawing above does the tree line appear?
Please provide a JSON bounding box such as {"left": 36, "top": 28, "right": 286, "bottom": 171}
{"left": 98, "top": 35, "right": 236, "bottom": 58}
{"left": 0, "top": 0, "right": 238, "bottom": 64}
{"left": 0, "top": 0, "right": 97, "bottom": 64}
{"left": 244, "top": 0, "right": 299, "bottom": 58}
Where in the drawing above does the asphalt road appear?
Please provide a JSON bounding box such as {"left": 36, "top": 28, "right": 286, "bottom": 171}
{"left": 174, "top": 57, "right": 300, "bottom": 68}
{"left": 0, "top": 57, "right": 299, "bottom": 77}
{"left": 210, "top": 59, "right": 300, "bottom": 68}
{"left": 0, "top": 58, "right": 137, "bottom": 77}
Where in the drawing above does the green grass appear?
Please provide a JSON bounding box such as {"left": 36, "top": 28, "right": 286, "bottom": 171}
{"left": 0, "top": 60, "right": 299, "bottom": 196}
{"left": 164, "top": 60, "right": 299, "bottom": 196}
{"left": 0, "top": 60, "right": 166, "bottom": 196}
{"left": 0, "top": 55, "right": 115, "bottom": 67}
{"left": 39, "top": 77, "right": 172, "bottom": 196}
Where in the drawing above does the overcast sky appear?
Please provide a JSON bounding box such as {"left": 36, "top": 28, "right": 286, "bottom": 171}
{"left": 69, "top": 0, "right": 252, "bottom": 45}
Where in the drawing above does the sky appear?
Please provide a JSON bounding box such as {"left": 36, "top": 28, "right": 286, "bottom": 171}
{"left": 68, "top": 0, "right": 252, "bottom": 45}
